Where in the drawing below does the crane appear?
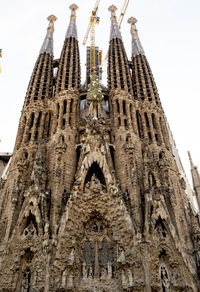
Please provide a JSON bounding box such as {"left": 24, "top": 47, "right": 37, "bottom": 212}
{"left": 118, "top": 0, "right": 130, "bottom": 29}
{"left": 82, "top": 0, "right": 100, "bottom": 73}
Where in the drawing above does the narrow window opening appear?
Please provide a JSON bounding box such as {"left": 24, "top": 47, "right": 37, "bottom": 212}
{"left": 109, "top": 145, "right": 115, "bottom": 169}
{"left": 29, "top": 113, "right": 34, "bottom": 129}
{"left": 155, "top": 133, "right": 159, "bottom": 144}
{"left": 62, "top": 118, "right": 66, "bottom": 129}
{"left": 130, "top": 104, "right": 133, "bottom": 121}
{"left": 76, "top": 145, "right": 81, "bottom": 170}
{"left": 70, "top": 99, "right": 73, "bottom": 113}
{"left": 63, "top": 100, "right": 67, "bottom": 114}
{"left": 47, "top": 113, "right": 52, "bottom": 137}
{"left": 152, "top": 113, "right": 157, "bottom": 129}
{"left": 148, "top": 132, "right": 152, "bottom": 143}
{"left": 122, "top": 100, "right": 126, "bottom": 115}
{"left": 144, "top": 112, "right": 150, "bottom": 128}
{"left": 36, "top": 112, "right": 41, "bottom": 129}
{"left": 136, "top": 111, "right": 144, "bottom": 139}
{"left": 35, "top": 131, "right": 38, "bottom": 140}
{"left": 116, "top": 99, "right": 120, "bottom": 113}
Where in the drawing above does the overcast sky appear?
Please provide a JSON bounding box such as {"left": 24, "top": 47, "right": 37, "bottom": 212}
{"left": 0, "top": 0, "right": 200, "bottom": 186}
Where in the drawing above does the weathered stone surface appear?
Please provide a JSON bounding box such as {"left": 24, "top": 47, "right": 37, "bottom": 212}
{"left": 0, "top": 4, "right": 199, "bottom": 292}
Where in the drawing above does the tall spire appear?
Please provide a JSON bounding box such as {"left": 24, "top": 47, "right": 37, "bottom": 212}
{"left": 107, "top": 5, "right": 132, "bottom": 93}
{"left": 24, "top": 15, "right": 56, "bottom": 107}
{"left": 188, "top": 151, "right": 200, "bottom": 208}
{"left": 65, "top": 4, "right": 78, "bottom": 40}
{"left": 55, "top": 3, "right": 80, "bottom": 93}
{"left": 108, "top": 5, "right": 122, "bottom": 41}
{"left": 129, "top": 16, "right": 160, "bottom": 105}
{"left": 128, "top": 17, "right": 144, "bottom": 57}
{"left": 40, "top": 15, "right": 57, "bottom": 56}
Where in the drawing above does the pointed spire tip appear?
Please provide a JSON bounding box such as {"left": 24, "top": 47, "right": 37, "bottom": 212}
{"left": 188, "top": 151, "right": 192, "bottom": 161}
{"left": 129, "top": 16, "right": 145, "bottom": 57}
{"left": 39, "top": 14, "right": 56, "bottom": 55}
{"left": 47, "top": 15, "right": 57, "bottom": 23}
{"left": 65, "top": 3, "right": 78, "bottom": 40}
{"left": 128, "top": 17, "right": 137, "bottom": 25}
{"left": 108, "top": 4, "right": 122, "bottom": 41}
{"left": 108, "top": 5, "right": 117, "bottom": 12}
{"left": 69, "top": 4, "right": 79, "bottom": 11}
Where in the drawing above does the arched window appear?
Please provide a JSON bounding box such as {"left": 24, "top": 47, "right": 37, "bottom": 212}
{"left": 22, "top": 213, "right": 38, "bottom": 237}
{"left": 17, "top": 249, "right": 34, "bottom": 292}
{"left": 160, "top": 264, "right": 171, "bottom": 292}
{"left": 82, "top": 217, "right": 113, "bottom": 281}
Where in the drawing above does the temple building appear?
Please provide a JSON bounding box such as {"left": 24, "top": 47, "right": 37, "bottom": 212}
{"left": 0, "top": 3, "right": 199, "bottom": 291}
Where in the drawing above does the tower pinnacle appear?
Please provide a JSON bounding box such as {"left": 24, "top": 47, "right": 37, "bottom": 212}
{"left": 128, "top": 17, "right": 144, "bottom": 57}
{"left": 188, "top": 151, "right": 195, "bottom": 168}
{"left": 40, "top": 15, "right": 57, "bottom": 56}
{"left": 66, "top": 3, "right": 78, "bottom": 40}
{"left": 108, "top": 5, "right": 122, "bottom": 41}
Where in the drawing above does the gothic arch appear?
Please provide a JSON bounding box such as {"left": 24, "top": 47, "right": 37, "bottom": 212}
{"left": 79, "top": 156, "right": 111, "bottom": 192}
{"left": 21, "top": 212, "right": 38, "bottom": 237}
{"left": 84, "top": 162, "right": 106, "bottom": 188}
{"left": 82, "top": 215, "right": 114, "bottom": 281}
{"left": 13, "top": 196, "right": 43, "bottom": 239}
{"left": 16, "top": 248, "right": 34, "bottom": 292}
{"left": 155, "top": 217, "right": 168, "bottom": 238}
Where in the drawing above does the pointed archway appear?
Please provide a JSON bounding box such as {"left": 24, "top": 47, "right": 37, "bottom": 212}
{"left": 84, "top": 162, "right": 106, "bottom": 187}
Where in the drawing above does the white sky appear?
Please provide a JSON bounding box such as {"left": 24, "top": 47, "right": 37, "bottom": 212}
{"left": 0, "top": 0, "right": 200, "bottom": 186}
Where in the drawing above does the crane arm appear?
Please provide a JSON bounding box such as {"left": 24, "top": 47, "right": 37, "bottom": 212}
{"left": 82, "top": 0, "right": 100, "bottom": 46}
{"left": 118, "top": 0, "right": 130, "bottom": 28}
{"left": 83, "top": 22, "right": 93, "bottom": 45}
{"left": 93, "top": 0, "right": 100, "bottom": 14}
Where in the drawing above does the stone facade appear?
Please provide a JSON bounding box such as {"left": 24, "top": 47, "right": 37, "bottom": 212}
{"left": 0, "top": 4, "right": 199, "bottom": 292}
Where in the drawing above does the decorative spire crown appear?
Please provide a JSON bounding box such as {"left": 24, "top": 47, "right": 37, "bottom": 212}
{"left": 65, "top": 3, "right": 78, "bottom": 40}
{"left": 108, "top": 5, "right": 122, "bottom": 41}
{"left": 128, "top": 17, "right": 145, "bottom": 57}
{"left": 40, "top": 15, "right": 57, "bottom": 56}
